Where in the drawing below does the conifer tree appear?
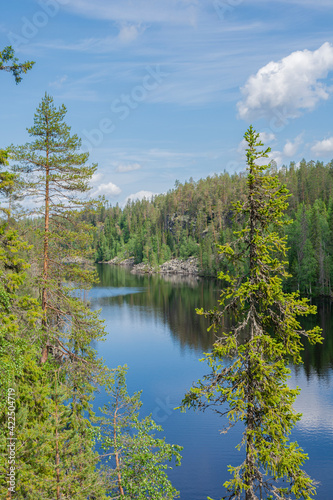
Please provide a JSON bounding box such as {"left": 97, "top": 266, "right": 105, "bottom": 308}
{"left": 181, "top": 126, "right": 322, "bottom": 500}
{"left": 0, "top": 152, "right": 47, "bottom": 500}
{"left": 10, "top": 92, "right": 104, "bottom": 364}
{"left": 0, "top": 46, "right": 34, "bottom": 84}
{"left": 9, "top": 94, "right": 108, "bottom": 497}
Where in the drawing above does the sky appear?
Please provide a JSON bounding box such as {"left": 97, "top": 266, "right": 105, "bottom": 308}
{"left": 1, "top": 0, "right": 333, "bottom": 206}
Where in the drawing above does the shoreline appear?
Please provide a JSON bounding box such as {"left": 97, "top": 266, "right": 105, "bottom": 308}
{"left": 100, "top": 256, "right": 200, "bottom": 277}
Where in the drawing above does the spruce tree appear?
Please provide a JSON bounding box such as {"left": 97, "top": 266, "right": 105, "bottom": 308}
{"left": 0, "top": 154, "right": 46, "bottom": 499}
{"left": 181, "top": 126, "right": 322, "bottom": 500}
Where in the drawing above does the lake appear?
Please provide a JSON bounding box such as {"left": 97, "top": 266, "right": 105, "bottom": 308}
{"left": 90, "top": 264, "right": 333, "bottom": 500}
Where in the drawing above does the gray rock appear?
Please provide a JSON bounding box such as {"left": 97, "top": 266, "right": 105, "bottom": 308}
{"left": 159, "top": 257, "right": 198, "bottom": 276}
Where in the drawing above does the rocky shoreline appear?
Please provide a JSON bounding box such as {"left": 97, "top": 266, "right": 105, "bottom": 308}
{"left": 103, "top": 256, "right": 199, "bottom": 276}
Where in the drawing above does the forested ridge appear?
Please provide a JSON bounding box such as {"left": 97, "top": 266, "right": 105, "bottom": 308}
{"left": 0, "top": 48, "right": 327, "bottom": 499}
{"left": 88, "top": 159, "right": 333, "bottom": 296}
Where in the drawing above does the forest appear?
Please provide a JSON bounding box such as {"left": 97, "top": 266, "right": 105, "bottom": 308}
{"left": 0, "top": 57, "right": 182, "bottom": 499}
{"left": 0, "top": 47, "right": 326, "bottom": 499}
{"left": 89, "top": 158, "right": 333, "bottom": 296}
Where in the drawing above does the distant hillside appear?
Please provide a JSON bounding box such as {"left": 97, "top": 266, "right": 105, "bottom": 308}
{"left": 81, "top": 158, "right": 333, "bottom": 296}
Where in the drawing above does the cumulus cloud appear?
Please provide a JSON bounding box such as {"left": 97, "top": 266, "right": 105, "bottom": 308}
{"left": 90, "top": 172, "right": 103, "bottom": 184}
{"left": 283, "top": 134, "right": 303, "bottom": 157}
{"left": 259, "top": 131, "right": 276, "bottom": 144}
{"left": 237, "top": 42, "right": 333, "bottom": 121}
{"left": 92, "top": 182, "right": 121, "bottom": 197}
{"left": 116, "top": 163, "right": 142, "bottom": 173}
{"left": 123, "top": 190, "right": 157, "bottom": 205}
{"left": 311, "top": 136, "right": 333, "bottom": 156}
{"left": 267, "top": 150, "right": 284, "bottom": 168}
{"left": 118, "top": 25, "right": 142, "bottom": 44}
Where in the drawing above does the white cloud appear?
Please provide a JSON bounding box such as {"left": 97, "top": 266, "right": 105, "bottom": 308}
{"left": 283, "top": 134, "right": 303, "bottom": 157}
{"left": 311, "top": 136, "right": 333, "bottom": 156}
{"left": 33, "top": 15, "right": 276, "bottom": 108}
{"left": 267, "top": 150, "right": 284, "bottom": 167}
{"left": 90, "top": 172, "right": 103, "bottom": 185}
{"left": 259, "top": 131, "right": 276, "bottom": 144}
{"left": 123, "top": 190, "right": 157, "bottom": 206}
{"left": 118, "top": 25, "right": 142, "bottom": 44}
{"left": 237, "top": 138, "right": 247, "bottom": 156}
{"left": 116, "top": 163, "right": 142, "bottom": 173}
{"left": 92, "top": 182, "right": 121, "bottom": 197}
{"left": 40, "top": 36, "right": 117, "bottom": 54}
{"left": 237, "top": 42, "right": 333, "bottom": 121}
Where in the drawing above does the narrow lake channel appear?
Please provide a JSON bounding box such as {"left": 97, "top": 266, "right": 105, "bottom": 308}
{"left": 90, "top": 264, "right": 333, "bottom": 500}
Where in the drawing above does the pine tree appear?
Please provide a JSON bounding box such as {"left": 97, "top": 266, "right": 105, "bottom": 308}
{"left": 181, "top": 126, "right": 323, "bottom": 500}
{"left": 10, "top": 92, "right": 104, "bottom": 363}
{"left": 0, "top": 46, "right": 34, "bottom": 84}
{"left": 9, "top": 93, "right": 108, "bottom": 496}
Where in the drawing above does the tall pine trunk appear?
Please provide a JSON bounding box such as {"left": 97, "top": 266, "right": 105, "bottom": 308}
{"left": 41, "top": 135, "right": 50, "bottom": 364}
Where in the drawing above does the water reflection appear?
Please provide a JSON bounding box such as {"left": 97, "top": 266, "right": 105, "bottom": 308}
{"left": 300, "top": 299, "right": 333, "bottom": 377}
{"left": 92, "top": 264, "right": 333, "bottom": 500}
{"left": 93, "top": 264, "right": 333, "bottom": 375}
{"left": 94, "top": 264, "right": 217, "bottom": 352}
{"left": 291, "top": 368, "right": 333, "bottom": 434}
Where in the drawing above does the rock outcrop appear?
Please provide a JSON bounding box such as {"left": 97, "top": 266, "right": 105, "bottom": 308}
{"left": 106, "top": 257, "right": 135, "bottom": 266}
{"left": 130, "top": 257, "right": 199, "bottom": 276}
{"left": 158, "top": 257, "right": 198, "bottom": 275}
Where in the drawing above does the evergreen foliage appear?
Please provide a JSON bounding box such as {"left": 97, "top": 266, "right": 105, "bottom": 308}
{"left": 181, "top": 126, "right": 323, "bottom": 500}
{"left": 1, "top": 93, "right": 181, "bottom": 499}
{"left": 0, "top": 46, "right": 34, "bottom": 84}
{"left": 0, "top": 57, "right": 328, "bottom": 497}
{"left": 10, "top": 92, "right": 103, "bottom": 364}
{"left": 83, "top": 158, "right": 333, "bottom": 295}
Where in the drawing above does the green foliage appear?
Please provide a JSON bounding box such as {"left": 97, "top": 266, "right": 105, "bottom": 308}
{"left": 0, "top": 221, "right": 42, "bottom": 391}
{"left": 100, "top": 365, "right": 182, "bottom": 499}
{"left": 5, "top": 94, "right": 184, "bottom": 499}
{"left": 84, "top": 157, "right": 333, "bottom": 288}
{"left": 0, "top": 46, "right": 34, "bottom": 84}
{"left": 4, "top": 94, "right": 109, "bottom": 498}
{"left": 10, "top": 93, "right": 104, "bottom": 363}
{"left": 181, "top": 126, "right": 323, "bottom": 500}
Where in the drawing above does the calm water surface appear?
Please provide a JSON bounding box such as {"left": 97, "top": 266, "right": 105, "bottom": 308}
{"left": 90, "top": 264, "right": 333, "bottom": 500}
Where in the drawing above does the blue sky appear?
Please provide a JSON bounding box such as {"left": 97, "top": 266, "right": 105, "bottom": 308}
{"left": 2, "top": 0, "right": 333, "bottom": 205}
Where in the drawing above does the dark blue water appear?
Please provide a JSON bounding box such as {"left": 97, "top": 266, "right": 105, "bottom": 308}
{"left": 90, "top": 265, "right": 333, "bottom": 500}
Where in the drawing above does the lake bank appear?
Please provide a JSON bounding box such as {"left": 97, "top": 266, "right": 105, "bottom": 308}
{"left": 100, "top": 256, "right": 200, "bottom": 276}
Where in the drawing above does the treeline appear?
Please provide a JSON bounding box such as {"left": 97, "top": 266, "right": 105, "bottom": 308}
{"left": 1, "top": 46, "right": 326, "bottom": 499}
{"left": 86, "top": 159, "right": 333, "bottom": 296}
